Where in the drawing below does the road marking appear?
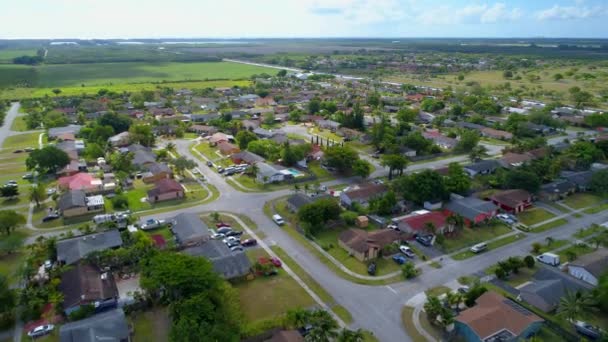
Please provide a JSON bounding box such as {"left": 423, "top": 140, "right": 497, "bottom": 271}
{"left": 385, "top": 285, "right": 398, "bottom": 295}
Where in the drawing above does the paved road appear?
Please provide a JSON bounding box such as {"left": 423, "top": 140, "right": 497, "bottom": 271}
{"left": 0, "top": 103, "right": 20, "bottom": 149}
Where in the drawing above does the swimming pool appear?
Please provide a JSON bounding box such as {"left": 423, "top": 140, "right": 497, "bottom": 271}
{"left": 286, "top": 168, "right": 305, "bottom": 177}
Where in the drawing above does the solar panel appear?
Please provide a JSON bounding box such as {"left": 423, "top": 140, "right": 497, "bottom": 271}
{"left": 503, "top": 299, "right": 533, "bottom": 316}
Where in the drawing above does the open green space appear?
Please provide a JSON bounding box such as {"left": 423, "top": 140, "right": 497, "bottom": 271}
{"left": 504, "top": 266, "right": 537, "bottom": 287}
{"left": 0, "top": 61, "right": 276, "bottom": 88}
{"left": 584, "top": 203, "right": 608, "bottom": 214}
{"left": 1, "top": 132, "right": 41, "bottom": 149}
{"left": 574, "top": 225, "right": 606, "bottom": 239}
{"left": 332, "top": 305, "right": 353, "bottom": 324}
{"left": 531, "top": 218, "right": 568, "bottom": 233}
{"left": 440, "top": 222, "right": 512, "bottom": 253}
{"left": 310, "top": 127, "right": 344, "bottom": 143}
{"left": 130, "top": 307, "right": 170, "bottom": 342}
{"left": 10, "top": 116, "right": 29, "bottom": 132}
{"left": 425, "top": 286, "right": 451, "bottom": 297}
{"left": 535, "top": 239, "right": 569, "bottom": 254}
{"left": 451, "top": 232, "right": 525, "bottom": 260}
{"left": 562, "top": 193, "right": 603, "bottom": 209}
{"left": 0, "top": 48, "right": 38, "bottom": 63}
{"left": 401, "top": 306, "right": 428, "bottom": 342}
{"left": 0, "top": 251, "right": 25, "bottom": 286}
{"left": 517, "top": 207, "right": 556, "bottom": 226}
{"left": 557, "top": 243, "right": 595, "bottom": 262}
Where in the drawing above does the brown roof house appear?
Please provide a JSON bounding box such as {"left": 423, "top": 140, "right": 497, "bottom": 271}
{"left": 480, "top": 127, "right": 513, "bottom": 140}
{"left": 147, "top": 178, "right": 184, "bottom": 203}
{"left": 568, "top": 249, "right": 608, "bottom": 286}
{"left": 338, "top": 228, "right": 400, "bottom": 262}
{"left": 217, "top": 141, "right": 240, "bottom": 156}
{"left": 340, "top": 183, "right": 387, "bottom": 208}
{"left": 455, "top": 291, "right": 544, "bottom": 342}
{"left": 60, "top": 262, "right": 118, "bottom": 316}
{"left": 490, "top": 189, "right": 532, "bottom": 214}
{"left": 499, "top": 152, "right": 534, "bottom": 169}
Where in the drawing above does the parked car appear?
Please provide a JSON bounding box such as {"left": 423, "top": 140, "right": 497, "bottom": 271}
{"left": 211, "top": 232, "right": 225, "bottom": 240}
{"left": 43, "top": 260, "right": 53, "bottom": 269}
{"left": 27, "top": 325, "right": 54, "bottom": 338}
{"left": 272, "top": 214, "right": 285, "bottom": 225}
{"left": 241, "top": 239, "right": 257, "bottom": 247}
{"left": 42, "top": 214, "right": 60, "bottom": 222}
{"left": 13, "top": 149, "right": 23, "bottom": 154}
{"left": 392, "top": 255, "right": 408, "bottom": 265}
{"left": 496, "top": 214, "right": 515, "bottom": 225}
{"left": 22, "top": 173, "right": 33, "bottom": 180}
{"left": 387, "top": 223, "right": 399, "bottom": 231}
{"left": 217, "top": 167, "right": 224, "bottom": 173}
{"left": 24, "top": 147, "right": 34, "bottom": 152}
{"left": 225, "top": 230, "right": 244, "bottom": 237}
{"left": 367, "top": 262, "right": 377, "bottom": 276}
{"left": 574, "top": 321, "right": 603, "bottom": 340}
{"left": 457, "top": 286, "right": 470, "bottom": 294}
{"left": 46, "top": 188, "right": 56, "bottom": 195}
{"left": 415, "top": 234, "right": 434, "bottom": 247}
{"left": 206, "top": 161, "right": 213, "bottom": 167}
{"left": 270, "top": 257, "right": 282, "bottom": 268}
{"left": 225, "top": 240, "right": 240, "bottom": 248}
{"left": 470, "top": 243, "right": 487, "bottom": 254}
{"left": 230, "top": 246, "right": 244, "bottom": 252}
{"left": 536, "top": 252, "right": 560, "bottom": 266}
{"left": 216, "top": 222, "right": 231, "bottom": 228}
{"left": 399, "top": 245, "right": 416, "bottom": 258}
{"left": 141, "top": 219, "right": 165, "bottom": 230}
{"left": 217, "top": 227, "right": 233, "bottom": 235}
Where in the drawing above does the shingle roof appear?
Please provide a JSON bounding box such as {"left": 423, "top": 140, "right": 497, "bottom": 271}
{"left": 170, "top": 212, "right": 210, "bottom": 245}
{"left": 343, "top": 183, "right": 387, "bottom": 201}
{"left": 561, "top": 170, "right": 594, "bottom": 188}
{"left": 399, "top": 212, "right": 447, "bottom": 232}
{"left": 57, "top": 230, "right": 123, "bottom": 265}
{"left": 338, "top": 228, "right": 400, "bottom": 253}
{"left": 183, "top": 240, "right": 251, "bottom": 279}
{"left": 147, "top": 179, "right": 183, "bottom": 198}
{"left": 48, "top": 125, "right": 83, "bottom": 138}
{"left": 540, "top": 180, "right": 575, "bottom": 194}
{"left": 128, "top": 144, "right": 156, "bottom": 166}
{"left": 146, "top": 162, "right": 172, "bottom": 175}
{"left": 58, "top": 190, "right": 87, "bottom": 211}
{"left": 60, "top": 263, "right": 117, "bottom": 310}
{"left": 570, "top": 249, "right": 608, "bottom": 278}
{"left": 232, "top": 151, "right": 264, "bottom": 164}
{"left": 287, "top": 193, "right": 314, "bottom": 210}
{"left": 60, "top": 309, "right": 129, "bottom": 342}
{"left": 257, "top": 162, "right": 283, "bottom": 178}
{"left": 491, "top": 189, "right": 531, "bottom": 208}
{"left": 464, "top": 159, "right": 500, "bottom": 173}
{"left": 445, "top": 197, "right": 497, "bottom": 221}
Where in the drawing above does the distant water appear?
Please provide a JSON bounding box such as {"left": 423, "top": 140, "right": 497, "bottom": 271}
{"left": 115, "top": 41, "right": 252, "bottom": 45}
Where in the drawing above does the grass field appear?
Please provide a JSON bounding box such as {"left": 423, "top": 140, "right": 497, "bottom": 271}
{"left": 0, "top": 61, "right": 275, "bottom": 88}
{"left": 563, "top": 193, "right": 603, "bottom": 209}
{"left": 532, "top": 218, "right": 568, "bottom": 233}
{"left": 10, "top": 116, "right": 29, "bottom": 131}
{"left": 452, "top": 233, "right": 525, "bottom": 260}
{"left": 517, "top": 207, "right": 555, "bottom": 226}
{"left": 441, "top": 222, "right": 511, "bottom": 253}
{"left": 130, "top": 308, "right": 170, "bottom": 342}
{"left": 0, "top": 49, "right": 37, "bottom": 63}
{"left": 1, "top": 132, "right": 41, "bottom": 149}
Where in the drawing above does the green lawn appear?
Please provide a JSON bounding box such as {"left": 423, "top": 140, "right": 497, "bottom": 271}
{"left": 332, "top": 305, "right": 353, "bottom": 324}
{"left": 401, "top": 306, "right": 429, "bottom": 342}
{"left": 563, "top": 193, "right": 602, "bottom": 209}
{"left": 0, "top": 61, "right": 277, "bottom": 88}
{"left": 130, "top": 308, "right": 170, "bottom": 342}
{"left": 452, "top": 233, "right": 525, "bottom": 260}
{"left": 535, "top": 239, "right": 569, "bottom": 254}
{"left": 505, "top": 266, "right": 537, "bottom": 287}
{"left": 0, "top": 251, "right": 25, "bottom": 286}
{"left": 1, "top": 132, "right": 41, "bottom": 149}
{"left": 307, "top": 161, "right": 334, "bottom": 180}
{"left": 425, "top": 286, "right": 451, "bottom": 297}
{"left": 310, "top": 127, "right": 344, "bottom": 143}
{"left": 10, "top": 116, "right": 29, "bottom": 131}
{"left": 531, "top": 218, "right": 568, "bottom": 233}
{"left": 584, "top": 203, "right": 608, "bottom": 214}
{"left": 517, "top": 207, "right": 556, "bottom": 226}
{"left": 574, "top": 225, "right": 606, "bottom": 239}
{"left": 441, "top": 222, "right": 512, "bottom": 253}
{"left": 557, "top": 243, "right": 595, "bottom": 262}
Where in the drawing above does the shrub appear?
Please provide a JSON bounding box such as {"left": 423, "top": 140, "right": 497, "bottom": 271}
{"left": 68, "top": 304, "right": 95, "bottom": 321}
{"left": 111, "top": 194, "right": 129, "bottom": 209}
{"left": 465, "top": 285, "right": 487, "bottom": 307}
{"left": 494, "top": 267, "right": 507, "bottom": 280}
{"left": 340, "top": 211, "right": 358, "bottom": 225}
{"left": 434, "top": 234, "right": 445, "bottom": 246}
{"left": 524, "top": 255, "right": 535, "bottom": 268}
{"left": 531, "top": 242, "right": 542, "bottom": 254}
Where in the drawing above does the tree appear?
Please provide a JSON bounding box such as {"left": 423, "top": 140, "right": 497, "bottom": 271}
{"left": 445, "top": 163, "right": 471, "bottom": 194}
{"left": 165, "top": 142, "right": 176, "bottom": 153}
{"left": 455, "top": 130, "right": 480, "bottom": 152}
{"left": 524, "top": 255, "right": 535, "bottom": 268}
{"left": 129, "top": 124, "right": 155, "bottom": 147}
{"left": 324, "top": 146, "right": 359, "bottom": 174}
{"left": 402, "top": 262, "right": 418, "bottom": 279}
{"left": 565, "top": 141, "right": 604, "bottom": 170}
{"left": 367, "top": 92, "right": 381, "bottom": 108}
{"left": 98, "top": 112, "right": 132, "bottom": 133}
{"left": 465, "top": 282, "right": 487, "bottom": 307}
{"left": 277, "top": 69, "right": 287, "bottom": 77}
{"left": 0, "top": 275, "right": 15, "bottom": 318}
{"left": 109, "top": 151, "right": 134, "bottom": 174}
{"left": 305, "top": 310, "right": 339, "bottom": 342}
{"left": 396, "top": 107, "right": 418, "bottom": 123}
{"left": 26, "top": 146, "right": 70, "bottom": 174}
{"left": 381, "top": 154, "right": 408, "bottom": 180}
{"left": 0, "top": 211, "right": 25, "bottom": 235}
{"left": 505, "top": 170, "right": 541, "bottom": 193}
{"left": 503, "top": 70, "right": 513, "bottom": 79}
{"left": 352, "top": 159, "right": 372, "bottom": 179}
{"left": 337, "top": 328, "right": 364, "bottom": 342}
{"left": 235, "top": 130, "right": 258, "bottom": 150}
{"left": 591, "top": 169, "right": 608, "bottom": 195}
{"left": 83, "top": 143, "right": 105, "bottom": 160}
{"left": 43, "top": 110, "right": 70, "bottom": 128}
{"left": 420, "top": 99, "right": 445, "bottom": 113}
{"left": 557, "top": 291, "right": 597, "bottom": 321}
{"left": 553, "top": 73, "right": 564, "bottom": 81}
{"left": 569, "top": 87, "right": 594, "bottom": 108}
{"left": 170, "top": 157, "right": 196, "bottom": 177}
{"left": 308, "top": 98, "right": 321, "bottom": 114}
{"left": 297, "top": 198, "right": 341, "bottom": 235}
{"left": 28, "top": 184, "right": 47, "bottom": 208}
{"left": 394, "top": 170, "right": 447, "bottom": 205}
{"left": 0, "top": 186, "right": 18, "bottom": 199}
{"left": 51, "top": 88, "right": 61, "bottom": 96}
{"left": 468, "top": 145, "right": 488, "bottom": 162}
{"left": 596, "top": 272, "right": 608, "bottom": 313}
{"left": 424, "top": 295, "right": 444, "bottom": 323}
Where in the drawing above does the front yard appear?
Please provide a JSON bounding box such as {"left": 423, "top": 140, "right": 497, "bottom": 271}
{"left": 118, "top": 178, "right": 210, "bottom": 212}
{"left": 562, "top": 193, "right": 603, "bottom": 209}
{"left": 517, "top": 207, "right": 556, "bottom": 226}
{"left": 440, "top": 222, "right": 512, "bottom": 253}
{"left": 451, "top": 233, "right": 525, "bottom": 260}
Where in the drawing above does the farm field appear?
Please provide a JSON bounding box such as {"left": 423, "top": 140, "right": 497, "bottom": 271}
{"left": 0, "top": 48, "right": 37, "bottom": 63}
{"left": 0, "top": 61, "right": 276, "bottom": 88}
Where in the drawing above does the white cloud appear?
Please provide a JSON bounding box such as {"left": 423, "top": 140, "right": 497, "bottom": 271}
{"left": 415, "top": 2, "right": 521, "bottom": 25}
{"left": 306, "top": 0, "right": 408, "bottom": 24}
{"left": 536, "top": 4, "right": 607, "bottom": 20}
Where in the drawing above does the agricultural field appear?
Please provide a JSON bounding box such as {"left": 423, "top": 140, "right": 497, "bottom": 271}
{"left": 0, "top": 48, "right": 38, "bottom": 63}
{"left": 0, "top": 61, "right": 276, "bottom": 88}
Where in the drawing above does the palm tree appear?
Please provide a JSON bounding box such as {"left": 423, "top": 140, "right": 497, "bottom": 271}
{"left": 446, "top": 291, "right": 463, "bottom": 311}
{"left": 557, "top": 291, "right": 597, "bottom": 322}
{"left": 336, "top": 329, "right": 364, "bottom": 342}
{"left": 545, "top": 236, "right": 554, "bottom": 246}
{"left": 165, "top": 142, "right": 176, "bottom": 153}
{"left": 424, "top": 222, "right": 437, "bottom": 235}
{"left": 248, "top": 163, "right": 259, "bottom": 178}
{"left": 468, "top": 145, "right": 489, "bottom": 162}
{"left": 590, "top": 235, "right": 603, "bottom": 250}
{"left": 293, "top": 184, "right": 301, "bottom": 194}
{"left": 29, "top": 183, "right": 47, "bottom": 208}
{"left": 303, "top": 183, "right": 310, "bottom": 194}
{"left": 424, "top": 295, "right": 444, "bottom": 324}
{"left": 285, "top": 308, "right": 310, "bottom": 329}
{"left": 306, "top": 310, "right": 339, "bottom": 342}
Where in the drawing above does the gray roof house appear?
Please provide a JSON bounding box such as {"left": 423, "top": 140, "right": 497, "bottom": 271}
{"left": 444, "top": 195, "right": 498, "bottom": 224}
{"left": 190, "top": 113, "right": 221, "bottom": 123}
{"left": 519, "top": 267, "right": 592, "bottom": 312}
{"left": 463, "top": 160, "right": 500, "bottom": 177}
{"left": 256, "top": 162, "right": 289, "bottom": 184}
{"left": 57, "top": 190, "right": 87, "bottom": 211}
{"left": 286, "top": 193, "right": 330, "bottom": 213}
{"left": 57, "top": 230, "right": 123, "bottom": 265}
{"left": 59, "top": 308, "right": 129, "bottom": 342}
{"left": 183, "top": 240, "right": 251, "bottom": 279}
{"left": 253, "top": 127, "right": 276, "bottom": 139}
{"left": 316, "top": 120, "right": 341, "bottom": 131}
{"left": 231, "top": 151, "right": 264, "bottom": 164}
{"left": 48, "top": 125, "right": 83, "bottom": 139}
{"left": 127, "top": 144, "right": 156, "bottom": 166}
{"left": 561, "top": 170, "right": 594, "bottom": 191}
{"left": 170, "top": 212, "right": 211, "bottom": 247}
{"left": 568, "top": 249, "right": 608, "bottom": 286}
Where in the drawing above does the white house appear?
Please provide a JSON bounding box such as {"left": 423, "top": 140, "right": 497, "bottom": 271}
{"left": 256, "top": 163, "right": 287, "bottom": 184}
{"left": 568, "top": 249, "right": 608, "bottom": 286}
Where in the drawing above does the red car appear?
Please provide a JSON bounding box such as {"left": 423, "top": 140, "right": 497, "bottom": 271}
{"left": 216, "top": 222, "right": 231, "bottom": 228}
{"left": 270, "top": 257, "right": 282, "bottom": 268}
{"left": 242, "top": 239, "right": 257, "bottom": 247}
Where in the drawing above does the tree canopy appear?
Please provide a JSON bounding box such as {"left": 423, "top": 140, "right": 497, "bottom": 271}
{"left": 26, "top": 146, "right": 70, "bottom": 174}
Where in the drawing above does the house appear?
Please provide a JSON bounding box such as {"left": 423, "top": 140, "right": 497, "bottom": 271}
{"left": 525, "top": 122, "right": 555, "bottom": 135}
{"left": 422, "top": 130, "right": 457, "bottom": 149}
{"left": 242, "top": 120, "right": 260, "bottom": 130}
{"left": 60, "top": 262, "right": 118, "bottom": 315}
{"left": 490, "top": 189, "right": 532, "bottom": 213}
{"left": 58, "top": 190, "right": 104, "bottom": 218}
{"left": 339, "top": 183, "right": 387, "bottom": 207}
{"left": 480, "top": 127, "right": 513, "bottom": 140}
{"left": 455, "top": 291, "right": 544, "bottom": 342}
{"left": 208, "top": 132, "right": 230, "bottom": 145}
{"left": 183, "top": 240, "right": 251, "bottom": 279}
{"left": 400, "top": 147, "right": 417, "bottom": 158}
{"left": 397, "top": 211, "right": 449, "bottom": 234}
{"left": 463, "top": 160, "right": 500, "bottom": 177}
{"left": 252, "top": 127, "right": 276, "bottom": 139}
{"left": 561, "top": 170, "right": 594, "bottom": 191}
{"left": 142, "top": 162, "right": 172, "bottom": 184}
{"left": 286, "top": 193, "right": 330, "bottom": 212}
{"left": 338, "top": 228, "right": 401, "bottom": 261}
{"left": 217, "top": 141, "right": 240, "bottom": 155}
{"left": 48, "top": 125, "right": 83, "bottom": 140}
{"left": 107, "top": 132, "right": 130, "bottom": 147}
{"left": 499, "top": 152, "right": 534, "bottom": 169}
{"left": 57, "top": 173, "right": 102, "bottom": 194}
{"left": 457, "top": 122, "right": 485, "bottom": 131}
{"left": 255, "top": 96, "right": 277, "bottom": 107}
{"left": 170, "top": 212, "right": 211, "bottom": 247}
{"left": 444, "top": 195, "right": 498, "bottom": 225}
{"left": 60, "top": 309, "right": 129, "bottom": 342}
{"left": 519, "top": 268, "right": 592, "bottom": 312}
{"left": 568, "top": 249, "right": 608, "bottom": 286}
{"left": 256, "top": 162, "right": 288, "bottom": 184}
{"left": 128, "top": 144, "right": 156, "bottom": 167}
{"left": 538, "top": 180, "right": 576, "bottom": 201}
{"left": 316, "top": 119, "right": 341, "bottom": 131}
{"left": 188, "top": 124, "right": 218, "bottom": 136}
{"left": 190, "top": 113, "right": 221, "bottom": 123}
{"left": 56, "top": 230, "right": 123, "bottom": 265}
{"left": 231, "top": 151, "right": 264, "bottom": 165}
{"left": 147, "top": 179, "right": 184, "bottom": 203}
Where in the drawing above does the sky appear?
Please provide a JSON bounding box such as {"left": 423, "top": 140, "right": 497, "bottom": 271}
{"left": 0, "top": 0, "right": 607, "bottom": 39}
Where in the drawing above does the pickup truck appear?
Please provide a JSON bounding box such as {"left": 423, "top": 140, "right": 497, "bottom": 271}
{"left": 141, "top": 219, "right": 166, "bottom": 230}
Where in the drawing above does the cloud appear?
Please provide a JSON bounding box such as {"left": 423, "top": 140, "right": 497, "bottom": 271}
{"left": 306, "top": 0, "right": 408, "bottom": 24}
{"left": 416, "top": 2, "right": 521, "bottom": 25}
{"left": 536, "top": 4, "right": 607, "bottom": 20}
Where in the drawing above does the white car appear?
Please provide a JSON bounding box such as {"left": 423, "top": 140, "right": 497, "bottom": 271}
{"left": 27, "top": 324, "right": 54, "bottom": 338}
{"left": 470, "top": 243, "right": 487, "bottom": 253}
{"left": 222, "top": 236, "right": 240, "bottom": 244}
{"left": 399, "top": 245, "right": 415, "bottom": 258}
{"left": 272, "top": 214, "right": 285, "bottom": 225}
{"left": 387, "top": 224, "right": 399, "bottom": 231}
{"left": 211, "top": 232, "right": 225, "bottom": 240}
{"left": 141, "top": 219, "right": 165, "bottom": 230}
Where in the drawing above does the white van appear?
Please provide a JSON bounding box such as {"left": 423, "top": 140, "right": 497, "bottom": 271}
{"left": 470, "top": 243, "right": 487, "bottom": 253}
{"left": 536, "top": 252, "right": 560, "bottom": 266}
{"left": 272, "top": 214, "right": 285, "bottom": 225}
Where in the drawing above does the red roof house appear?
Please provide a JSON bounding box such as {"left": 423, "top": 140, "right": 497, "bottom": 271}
{"left": 490, "top": 189, "right": 532, "bottom": 214}
{"left": 58, "top": 173, "right": 100, "bottom": 193}
{"left": 397, "top": 211, "right": 449, "bottom": 234}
